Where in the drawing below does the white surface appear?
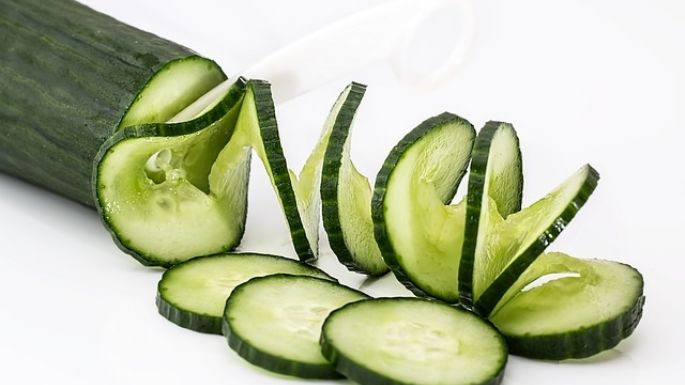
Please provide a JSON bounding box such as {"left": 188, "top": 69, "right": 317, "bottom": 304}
{"left": 1, "top": 0, "right": 683, "bottom": 384}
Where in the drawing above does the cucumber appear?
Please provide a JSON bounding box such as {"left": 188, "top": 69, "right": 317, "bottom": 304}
{"left": 0, "top": 0, "right": 224, "bottom": 206}
{"left": 156, "top": 252, "right": 332, "bottom": 334}
{"left": 490, "top": 252, "right": 645, "bottom": 359}
{"left": 321, "top": 298, "right": 507, "bottom": 385}
{"left": 229, "top": 80, "right": 322, "bottom": 262}
{"left": 457, "top": 122, "right": 599, "bottom": 316}
{"left": 469, "top": 164, "right": 599, "bottom": 316}
{"left": 459, "top": 122, "right": 522, "bottom": 307}
{"left": 222, "top": 274, "right": 368, "bottom": 378}
{"left": 94, "top": 79, "right": 248, "bottom": 266}
{"left": 372, "top": 113, "right": 475, "bottom": 301}
{"left": 321, "top": 82, "right": 388, "bottom": 276}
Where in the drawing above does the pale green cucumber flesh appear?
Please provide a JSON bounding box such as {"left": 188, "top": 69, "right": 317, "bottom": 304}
{"left": 94, "top": 78, "right": 248, "bottom": 266}
{"left": 490, "top": 252, "right": 644, "bottom": 359}
{"left": 119, "top": 56, "right": 227, "bottom": 128}
{"left": 459, "top": 121, "right": 523, "bottom": 307}
{"left": 321, "top": 82, "right": 387, "bottom": 276}
{"left": 321, "top": 298, "right": 507, "bottom": 385}
{"left": 372, "top": 113, "right": 475, "bottom": 302}
{"left": 156, "top": 253, "right": 333, "bottom": 334}
{"left": 223, "top": 274, "right": 368, "bottom": 378}
{"left": 472, "top": 165, "right": 599, "bottom": 316}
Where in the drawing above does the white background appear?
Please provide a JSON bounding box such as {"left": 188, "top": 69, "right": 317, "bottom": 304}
{"left": 1, "top": 0, "right": 683, "bottom": 384}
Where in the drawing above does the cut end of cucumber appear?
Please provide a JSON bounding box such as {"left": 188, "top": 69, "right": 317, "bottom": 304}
{"left": 94, "top": 79, "right": 248, "bottom": 266}
{"left": 373, "top": 113, "right": 475, "bottom": 301}
{"left": 223, "top": 274, "right": 368, "bottom": 378}
{"left": 321, "top": 298, "right": 507, "bottom": 385}
{"left": 156, "top": 253, "right": 332, "bottom": 334}
{"left": 490, "top": 252, "right": 644, "bottom": 360}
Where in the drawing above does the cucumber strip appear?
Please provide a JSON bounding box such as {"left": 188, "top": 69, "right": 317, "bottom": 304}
{"left": 372, "top": 113, "right": 475, "bottom": 301}
{"left": 490, "top": 252, "right": 645, "bottom": 359}
{"left": 459, "top": 122, "right": 523, "bottom": 307}
{"left": 231, "top": 80, "right": 333, "bottom": 262}
{"left": 156, "top": 253, "right": 333, "bottom": 334}
{"left": 321, "top": 298, "right": 507, "bottom": 385}
{"left": 119, "top": 56, "right": 227, "bottom": 128}
{"left": 93, "top": 78, "right": 248, "bottom": 266}
{"left": 321, "top": 82, "right": 388, "bottom": 276}
{"left": 222, "top": 274, "right": 368, "bottom": 378}
{"left": 471, "top": 164, "right": 599, "bottom": 316}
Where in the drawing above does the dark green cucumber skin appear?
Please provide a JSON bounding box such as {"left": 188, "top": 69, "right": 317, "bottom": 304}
{"left": 320, "top": 82, "right": 388, "bottom": 276}
{"left": 371, "top": 113, "right": 474, "bottom": 299}
{"left": 222, "top": 274, "right": 367, "bottom": 379}
{"left": 93, "top": 79, "right": 248, "bottom": 267}
{"left": 0, "top": 0, "right": 213, "bottom": 206}
{"left": 156, "top": 252, "right": 335, "bottom": 334}
{"left": 459, "top": 121, "right": 523, "bottom": 310}
{"left": 320, "top": 298, "right": 506, "bottom": 385}
{"left": 473, "top": 166, "right": 599, "bottom": 317}
{"left": 248, "top": 80, "right": 316, "bottom": 263}
{"left": 503, "top": 270, "right": 645, "bottom": 360}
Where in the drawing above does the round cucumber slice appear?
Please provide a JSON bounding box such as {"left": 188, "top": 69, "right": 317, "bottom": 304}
{"left": 156, "top": 253, "right": 332, "bottom": 334}
{"left": 490, "top": 252, "right": 645, "bottom": 360}
{"left": 222, "top": 274, "right": 368, "bottom": 378}
{"left": 321, "top": 298, "right": 507, "bottom": 385}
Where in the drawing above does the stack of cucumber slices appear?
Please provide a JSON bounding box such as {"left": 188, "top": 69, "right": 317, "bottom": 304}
{"left": 0, "top": 2, "right": 644, "bottom": 383}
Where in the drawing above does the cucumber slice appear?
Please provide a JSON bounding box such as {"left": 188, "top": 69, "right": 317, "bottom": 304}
{"left": 372, "top": 113, "right": 475, "bottom": 301}
{"left": 459, "top": 122, "right": 522, "bottom": 306}
{"left": 231, "top": 80, "right": 321, "bottom": 262}
{"left": 156, "top": 253, "right": 332, "bottom": 334}
{"left": 94, "top": 78, "right": 248, "bottom": 266}
{"left": 471, "top": 164, "right": 599, "bottom": 316}
{"left": 222, "top": 274, "right": 368, "bottom": 378}
{"left": 321, "top": 82, "right": 387, "bottom": 276}
{"left": 490, "top": 252, "right": 645, "bottom": 359}
{"left": 119, "top": 56, "right": 227, "bottom": 128}
{"left": 321, "top": 298, "right": 507, "bottom": 385}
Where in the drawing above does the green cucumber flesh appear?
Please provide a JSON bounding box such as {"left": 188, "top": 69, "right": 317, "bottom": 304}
{"left": 222, "top": 274, "right": 368, "bottom": 378}
{"left": 472, "top": 164, "right": 599, "bottom": 316}
{"left": 459, "top": 122, "right": 523, "bottom": 307}
{"left": 372, "top": 113, "right": 475, "bottom": 301}
{"left": 94, "top": 78, "right": 248, "bottom": 266}
{"left": 119, "top": 56, "right": 227, "bottom": 128}
{"left": 490, "top": 252, "right": 644, "bottom": 359}
{"left": 321, "top": 298, "right": 507, "bottom": 385}
{"left": 321, "top": 82, "right": 387, "bottom": 276}
{"left": 156, "top": 253, "right": 332, "bottom": 334}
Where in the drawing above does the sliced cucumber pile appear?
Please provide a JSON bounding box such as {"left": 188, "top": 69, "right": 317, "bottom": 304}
{"left": 156, "top": 253, "right": 332, "bottom": 334}
{"left": 321, "top": 298, "right": 507, "bottom": 385}
{"left": 223, "top": 274, "right": 368, "bottom": 378}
